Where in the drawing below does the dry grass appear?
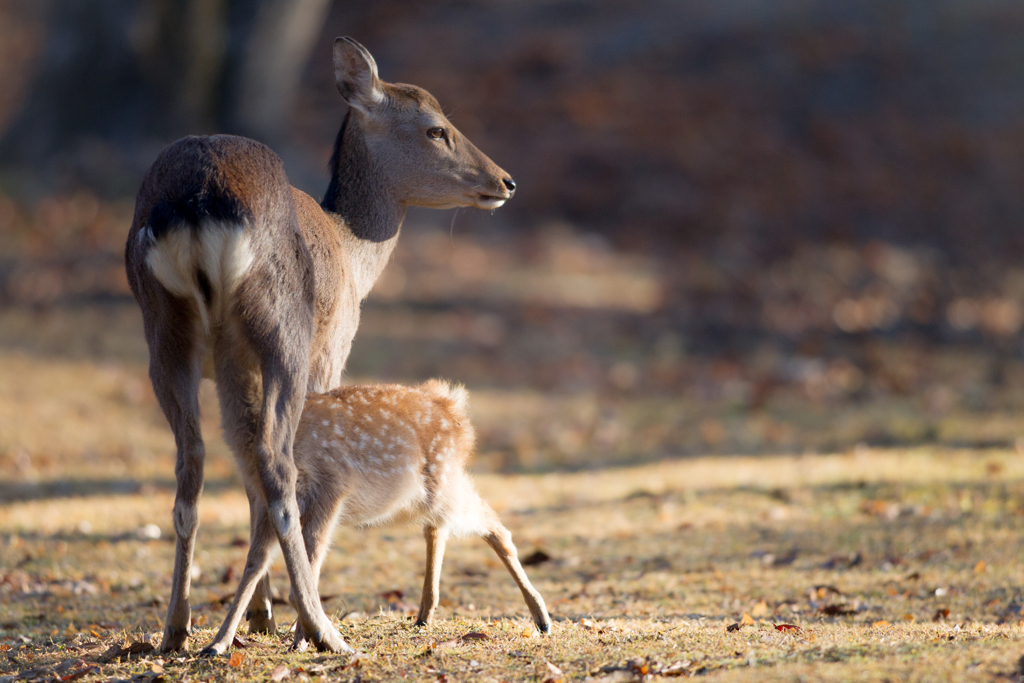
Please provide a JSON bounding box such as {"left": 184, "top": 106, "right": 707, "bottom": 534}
{"left": 3, "top": 296, "right": 1024, "bottom": 682}
{"left": 4, "top": 447, "right": 1024, "bottom": 682}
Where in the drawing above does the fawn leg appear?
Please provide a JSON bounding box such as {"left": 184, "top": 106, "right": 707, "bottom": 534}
{"left": 246, "top": 574, "right": 276, "bottom": 634}
{"left": 484, "top": 518, "right": 552, "bottom": 633}
{"left": 146, "top": 304, "right": 205, "bottom": 653}
{"left": 201, "top": 503, "right": 277, "bottom": 656}
{"left": 415, "top": 526, "right": 449, "bottom": 626}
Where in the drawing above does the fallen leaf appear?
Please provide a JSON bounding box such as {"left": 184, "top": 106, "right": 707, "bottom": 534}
{"left": 902, "top": 613, "right": 916, "bottom": 622}
{"left": 522, "top": 550, "right": 552, "bottom": 566}
{"left": 820, "top": 604, "right": 856, "bottom": 616}
{"left": 751, "top": 601, "right": 770, "bottom": 618}
{"left": 433, "top": 639, "right": 460, "bottom": 650}
{"left": 726, "top": 622, "right": 742, "bottom": 632}
{"left": 228, "top": 651, "right": 244, "bottom": 667}
{"left": 740, "top": 613, "right": 755, "bottom": 626}
{"left": 584, "top": 670, "right": 634, "bottom": 682}
{"left": 871, "top": 620, "right": 891, "bottom": 628}
{"left": 96, "top": 640, "right": 155, "bottom": 663}
{"left": 542, "top": 661, "right": 565, "bottom": 683}
{"left": 660, "top": 660, "right": 691, "bottom": 676}
{"left": 628, "top": 658, "right": 649, "bottom": 675}
{"left": 974, "top": 561, "right": 986, "bottom": 574}
{"left": 810, "top": 585, "right": 843, "bottom": 600}
{"left": 933, "top": 609, "right": 950, "bottom": 622}
{"left": 54, "top": 659, "right": 78, "bottom": 675}
{"left": 232, "top": 635, "right": 250, "bottom": 649}
{"left": 460, "top": 632, "right": 490, "bottom": 642}
{"left": 269, "top": 664, "right": 291, "bottom": 681}
{"left": 380, "top": 589, "right": 416, "bottom": 613}
{"left": 65, "top": 666, "right": 99, "bottom": 682}
{"left": 774, "top": 623, "right": 801, "bottom": 632}
{"left": 820, "top": 552, "right": 862, "bottom": 570}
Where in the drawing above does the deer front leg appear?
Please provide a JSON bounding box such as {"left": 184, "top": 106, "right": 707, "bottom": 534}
{"left": 201, "top": 504, "right": 277, "bottom": 656}
{"left": 415, "top": 526, "right": 449, "bottom": 626}
{"left": 483, "top": 518, "right": 552, "bottom": 633}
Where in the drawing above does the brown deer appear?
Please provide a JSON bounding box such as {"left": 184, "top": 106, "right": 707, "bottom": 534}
{"left": 124, "top": 37, "right": 516, "bottom": 653}
{"left": 202, "top": 380, "right": 552, "bottom": 655}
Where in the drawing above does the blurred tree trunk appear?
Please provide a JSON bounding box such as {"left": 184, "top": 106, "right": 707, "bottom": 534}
{"left": 0, "top": 0, "right": 331, "bottom": 192}
{"left": 175, "top": 0, "right": 229, "bottom": 132}
{"left": 230, "top": 0, "right": 333, "bottom": 142}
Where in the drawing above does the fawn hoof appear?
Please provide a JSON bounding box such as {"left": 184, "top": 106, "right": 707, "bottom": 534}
{"left": 536, "top": 617, "right": 553, "bottom": 634}
{"left": 247, "top": 611, "right": 276, "bottom": 634}
{"left": 414, "top": 618, "right": 428, "bottom": 627}
{"left": 160, "top": 627, "right": 191, "bottom": 653}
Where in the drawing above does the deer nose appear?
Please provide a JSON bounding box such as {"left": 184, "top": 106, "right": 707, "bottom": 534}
{"left": 502, "top": 178, "right": 516, "bottom": 193}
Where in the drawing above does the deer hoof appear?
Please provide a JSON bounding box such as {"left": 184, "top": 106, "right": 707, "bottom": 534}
{"left": 160, "top": 627, "right": 190, "bottom": 653}
{"left": 310, "top": 628, "right": 353, "bottom": 654}
{"left": 198, "top": 644, "right": 225, "bottom": 658}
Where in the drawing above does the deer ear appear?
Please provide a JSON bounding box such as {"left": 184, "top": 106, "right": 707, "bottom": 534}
{"left": 333, "top": 37, "right": 384, "bottom": 113}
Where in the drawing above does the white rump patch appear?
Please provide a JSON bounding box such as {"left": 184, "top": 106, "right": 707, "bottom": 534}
{"left": 146, "top": 222, "right": 254, "bottom": 333}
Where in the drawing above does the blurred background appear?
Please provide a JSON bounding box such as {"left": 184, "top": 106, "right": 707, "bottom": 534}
{"left": 4, "top": 0, "right": 1024, "bottom": 484}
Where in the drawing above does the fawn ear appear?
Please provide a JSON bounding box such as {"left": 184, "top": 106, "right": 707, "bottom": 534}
{"left": 333, "top": 37, "right": 384, "bottom": 113}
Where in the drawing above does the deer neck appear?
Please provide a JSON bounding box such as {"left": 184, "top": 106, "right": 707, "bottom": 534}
{"left": 321, "top": 111, "right": 405, "bottom": 301}
{"left": 338, "top": 228, "right": 400, "bottom": 301}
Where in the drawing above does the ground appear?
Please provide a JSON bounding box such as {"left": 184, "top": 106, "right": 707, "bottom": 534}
{"left": 4, "top": 225, "right": 1024, "bottom": 681}
{"left": 4, "top": 346, "right": 1024, "bottom": 681}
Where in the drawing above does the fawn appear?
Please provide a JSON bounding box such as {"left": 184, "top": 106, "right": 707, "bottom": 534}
{"left": 202, "top": 380, "right": 552, "bottom": 654}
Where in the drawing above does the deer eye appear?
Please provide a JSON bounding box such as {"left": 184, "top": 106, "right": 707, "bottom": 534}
{"left": 427, "top": 127, "right": 445, "bottom": 140}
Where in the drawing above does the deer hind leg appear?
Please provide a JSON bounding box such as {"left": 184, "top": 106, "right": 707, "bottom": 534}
{"left": 201, "top": 499, "right": 277, "bottom": 656}
{"left": 145, "top": 304, "right": 206, "bottom": 653}
{"left": 215, "top": 301, "right": 351, "bottom": 654}
{"left": 482, "top": 511, "right": 552, "bottom": 633}
{"left": 415, "top": 526, "right": 450, "bottom": 626}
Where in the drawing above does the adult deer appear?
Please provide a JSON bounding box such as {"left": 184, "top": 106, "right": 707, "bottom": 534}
{"left": 124, "top": 37, "right": 515, "bottom": 653}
